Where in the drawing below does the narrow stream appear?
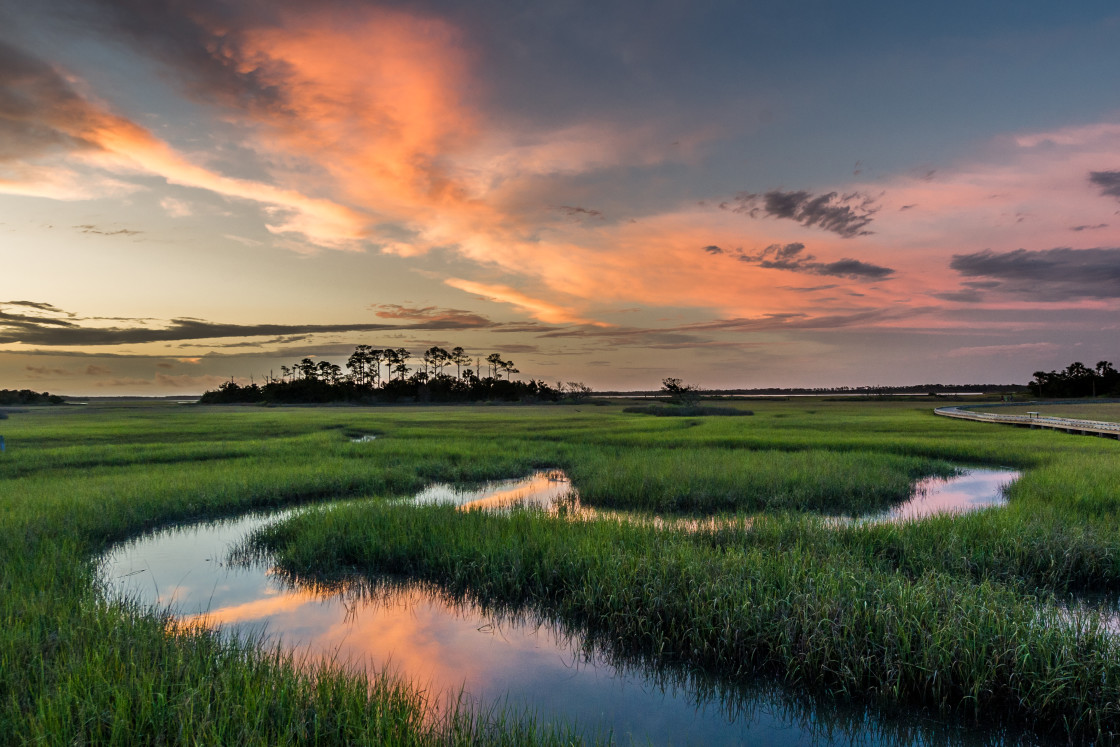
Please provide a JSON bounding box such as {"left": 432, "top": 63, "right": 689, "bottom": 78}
{"left": 99, "top": 469, "right": 1027, "bottom": 746}
{"left": 866, "top": 468, "right": 1013, "bottom": 523}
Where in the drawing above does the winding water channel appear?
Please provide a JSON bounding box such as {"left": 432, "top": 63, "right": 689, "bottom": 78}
{"left": 99, "top": 468, "right": 1029, "bottom": 745}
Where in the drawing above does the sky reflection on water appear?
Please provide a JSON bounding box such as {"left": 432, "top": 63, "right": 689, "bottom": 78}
{"left": 879, "top": 469, "right": 1015, "bottom": 522}
{"left": 99, "top": 470, "right": 1028, "bottom": 746}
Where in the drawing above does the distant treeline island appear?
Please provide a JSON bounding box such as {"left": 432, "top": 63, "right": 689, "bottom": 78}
{"left": 200, "top": 345, "right": 592, "bottom": 404}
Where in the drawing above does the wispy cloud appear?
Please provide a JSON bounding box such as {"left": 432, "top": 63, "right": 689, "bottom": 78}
{"left": 25, "top": 365, "right": 72, "bottom": 377}
{"left": 558, "top": 205, "right": 603, "bottom": 220}
{"left": 710, "top": 242, "right": 894, "bottom": 280}
{"left": 75, "top": 224, "right": 142, "bottom": 237}
{"left": 370, "top": 304, "right": 492, "bottom": 327}
{"left": 931, "top": 288, "right": 985, "bottom": 303}
{"left": 947, "top": 342, "right": 1058, "bottom": 358}
{"left": 720, "top": 189, "right": 878, "bottom": 238}
{"left": 159, "top": 197, "right": 194, "bottom": 217}
{"left": 0, "top": 301, "right": 502, "bottom": 347}
{"left": 4, "top": 300, "right": 75, "bottom": 316}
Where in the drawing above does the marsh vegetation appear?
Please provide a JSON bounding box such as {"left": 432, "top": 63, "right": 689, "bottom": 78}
{"left": 3, "top": 399, "right": 1120, "bottom": 743}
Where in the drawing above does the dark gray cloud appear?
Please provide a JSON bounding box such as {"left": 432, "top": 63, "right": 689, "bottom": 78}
{"left": 713, "top": 242, "right": 894, "bottom": 280}
{"left": 558, "top": 205, "right": 603, "bottom": 219}
{"left": 76, "top": 224, "right": 143, "bottom": 237}
{"left": 25, "top": 365, "right": 72, "bottom": 377}
{"left": 198, "top": 335, "right": 312, "bottom": 349}
{"left": 370, "top": 304, "right": 492, "bottom": 327}
{"left": 932, "top": 289, "right": 985, "bottom": 303}
{"left": 0, "top": 39, "right": 105, "bottom": 161}
{"left": 702, "top": 245, "right": 724, "bottom": 254}
{"left": 1071, "top": 223, "right": 1109, "bottom": 232}
{"left": 0, "top": 305, "right": 82, "bottom": 329}
{"left": 51, "top": 0, "right": 288, "bottom": 113}
{"left": 1090, "top": 170, "right": 1120, "bottom": 199}
{"left": 949, "top": 247, "right": 1120, "bottom": 300}
{"left": 5, "top": 300, "right": 74, "bottom": 315}
{"left": 815, "top": 258, "right": 892, "bottom": 278}
{"left": 721, "top": 189, "right": 878, "bottom": 238}
{"left": 0, "top": 301, "right": 505, "bottom": 346}
{"left": 781, "top": 284, "right": 839, "bottom": 293}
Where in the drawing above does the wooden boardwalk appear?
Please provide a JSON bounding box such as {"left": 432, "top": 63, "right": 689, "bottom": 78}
{"left": 934, "top": 406, "right": 1120, "bottom": 440}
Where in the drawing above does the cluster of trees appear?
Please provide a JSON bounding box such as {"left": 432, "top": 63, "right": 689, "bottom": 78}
{"left": 201, "top": 345, "right": 593, "bottom": 404}
{"left": 660, "top": 377, "right": 701, "bottom": 405}
{"left": 278, "top": 346, "right": 522, "bottom": 388}
{"left": 1031, "top": 361, "right": 1120, "bottom": 399}
{"left": 0, "top": 389, "right": 65, "bottom": 405}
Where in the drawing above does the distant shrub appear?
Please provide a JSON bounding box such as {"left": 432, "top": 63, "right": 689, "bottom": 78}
{"left": 623, "top": 405, "right": 752, "bottom": 417}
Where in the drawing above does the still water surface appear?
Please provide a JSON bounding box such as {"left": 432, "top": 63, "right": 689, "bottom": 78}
{"left": 869, "top": 468, "right": 1013, "bottom": 522}
{"left": 99, "top": 469, "right": 1026, "bottom": 745}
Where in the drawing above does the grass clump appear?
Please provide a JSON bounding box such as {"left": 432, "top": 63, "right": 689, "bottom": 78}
{"left": 567, "top": 446, "right": 955, "bottom": 514}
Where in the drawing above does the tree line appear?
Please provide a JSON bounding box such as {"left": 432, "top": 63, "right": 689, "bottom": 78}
{"left": 1031, "top": 361, "right": 1120, "bottom": 399}
{"left": 200, "top": 345, "right": 592, "bottom": 404}
{"left": 0, "top": 389, "right": 65, "bottom": 406}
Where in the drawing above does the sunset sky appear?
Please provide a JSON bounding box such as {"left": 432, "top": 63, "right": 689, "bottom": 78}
{"left": 3, "top": 0, "right": 1120, "bottom": 394}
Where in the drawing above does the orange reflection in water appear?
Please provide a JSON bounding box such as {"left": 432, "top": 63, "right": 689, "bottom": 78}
{"left": 181, "top": 574, "right": 576, "bottom": 700}
{"left": 458, "top": 472, "right": 571, "bottom": 511}
{"left": 180, "top": 589, "right": 317, "bottom": 628}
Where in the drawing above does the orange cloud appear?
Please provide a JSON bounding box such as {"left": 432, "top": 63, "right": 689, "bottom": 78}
{"left": 444, "top": 278, "right": 603, "bottom": 326}
{"left": 0, "top": 38, "right": 367, "bottom": 247}
{"left": 237, "top": 9, "right": 480, "bottom": 228}
{"left": 81, "top": 115, "right": 368, "bottom": 247}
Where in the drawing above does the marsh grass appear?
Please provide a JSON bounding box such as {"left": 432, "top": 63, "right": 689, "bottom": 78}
{"left": 620, "top": 404, "right": 751, "bottom": 417}
{"left": 255, "top": 503, "right": 1120, "bottom": 739}
{"left": 2, "top": 399, "right": 1120, "bottom": 742}
{"left": 567, "top": 447, "right": 956, "bottom": 514}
